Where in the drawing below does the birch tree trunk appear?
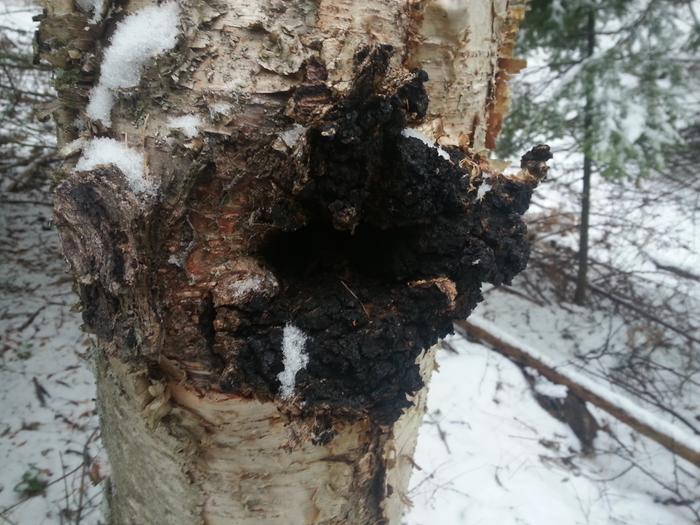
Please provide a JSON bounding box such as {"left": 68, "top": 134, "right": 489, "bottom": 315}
{"left": 37, "top": 0, "right": 549, "bottom": 523}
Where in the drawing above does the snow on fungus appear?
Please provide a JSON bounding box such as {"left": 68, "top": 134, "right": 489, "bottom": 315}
{"left": 476, "top": 178, "right": 492, "bottom": 201}
{"left": 277, "top": 323, "right": 309, "bottom": 399}
{"left": 75, "top": 138, "right": 153, "bottom": 195}
{"left": 401, "top": 128, "right": 450, "bottom": 160}
{"left": 86, "top": 2, "right": 180, "bottom": 126}
{"left": 167, "top": 115, "right": 203, "bottom": 138}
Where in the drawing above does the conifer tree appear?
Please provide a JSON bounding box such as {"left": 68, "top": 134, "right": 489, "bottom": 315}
{"left": 498, "top": 0, "right": 699, "bottom": 303}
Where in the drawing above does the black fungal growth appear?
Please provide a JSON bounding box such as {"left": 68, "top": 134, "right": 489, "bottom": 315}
{"left": 39, "top": 3, "right": 562, "bottom": 513}
{"left": 213, "top": 46, "right": 549, "bottom": 424}
{"left": 52, "top": 42, "right": 549, "bottom": 429}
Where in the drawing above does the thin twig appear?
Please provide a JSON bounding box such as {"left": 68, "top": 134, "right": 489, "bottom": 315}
{"left": 339, "top": 280, "right": 369, "bottom": 318}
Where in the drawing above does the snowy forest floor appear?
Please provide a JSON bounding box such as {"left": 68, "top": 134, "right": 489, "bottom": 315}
{"left": 1, "top": 186, "right": 698, "bottom": 524}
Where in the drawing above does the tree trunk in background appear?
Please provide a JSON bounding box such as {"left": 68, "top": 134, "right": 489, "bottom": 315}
{"left": 38, "top": 0, "right": 546, "bottom": 523}
{"left": 574, "top": 8, "right": 596, "bottom": 306}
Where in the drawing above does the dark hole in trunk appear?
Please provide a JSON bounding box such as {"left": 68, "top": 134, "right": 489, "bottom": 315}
{"left": 257, "top": 219, "right": 415, "bottom": 282}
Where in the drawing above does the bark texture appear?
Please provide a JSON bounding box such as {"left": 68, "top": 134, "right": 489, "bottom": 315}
{"left": 39, "top": 0, "right": 544, "bottom": 523}
{"left": 96, "top": 347, "right": 435, "bottom": 525}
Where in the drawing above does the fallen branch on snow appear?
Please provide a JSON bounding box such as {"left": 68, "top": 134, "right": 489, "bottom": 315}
{"left": 454, "top": 317, "right": 700, "bottom": 468}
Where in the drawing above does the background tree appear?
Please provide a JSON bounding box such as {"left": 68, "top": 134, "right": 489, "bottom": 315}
{"left": 36, "top": 0, "right": 546, "bottom": 523}
{"left": 498, "top": 0, "right": 700, "bottom": 304}
{"left": 0, "top": 8, "right": 55, "bottom": 191}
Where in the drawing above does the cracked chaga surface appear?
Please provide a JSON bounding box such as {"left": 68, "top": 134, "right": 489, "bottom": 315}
{"left": 55, "top": 45, "right": 550, "bottom": 426}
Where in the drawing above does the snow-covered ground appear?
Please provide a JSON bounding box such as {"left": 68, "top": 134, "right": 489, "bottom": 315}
{"left": 405, "top": 252, "right": 700, "bottom": 524}
{"left": 0, "top": 194, "right": 103, "bottom": 525}
{"left": 406, "top": 336, "right": 697, "bottom": 525}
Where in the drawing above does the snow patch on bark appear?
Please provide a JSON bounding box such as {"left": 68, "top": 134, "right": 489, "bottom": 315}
{"left": 75, "top": 138, "right": 153, "bottom": 195}
{"left": 277, "top": 324, "right": 309, "bottom": 399}
{"left": 435, "top": 0, "right": 469, "bottom": 11}
{"left": 86, "top": 85, "right": 114, "bottom": 125}
{"left": 209, "top": 102, "right": 233, "bottom": 117}
{"left": 75, "top": 0, "right": 105, "bottom": 23}
{"left": 226, "top": 276, "right": 264, "bottom": 302}
{"left": 401, "top": 128, "right": 450, "bottom": 160}
{"left": 86, "top": 2, "right": 180, "bottom": 125}
{"left": 167, "top": 115, "right": 203, "bottom": 138}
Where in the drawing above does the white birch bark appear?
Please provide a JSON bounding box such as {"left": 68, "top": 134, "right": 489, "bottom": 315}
{"left": 39, "top": 0, "right": 528, "bottom": 523}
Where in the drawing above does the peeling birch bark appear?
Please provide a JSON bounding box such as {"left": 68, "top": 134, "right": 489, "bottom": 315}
{"left": 38, "top": 0, "right": 545, "bottom": 523}
{"left": 96, "top": 347, "right": 435, "bottom": 524}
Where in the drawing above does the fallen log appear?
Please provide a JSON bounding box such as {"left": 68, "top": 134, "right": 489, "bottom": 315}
{"left": 454, "top": 317, "right": 700, "bottom": 469}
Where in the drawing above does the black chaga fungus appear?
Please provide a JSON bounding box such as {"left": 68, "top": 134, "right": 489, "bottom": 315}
{"left": 213, "top": 45, "right": 551, "bottom": 425}
{"left": 54, "top": 41, "right": 548, "bottom": 428}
